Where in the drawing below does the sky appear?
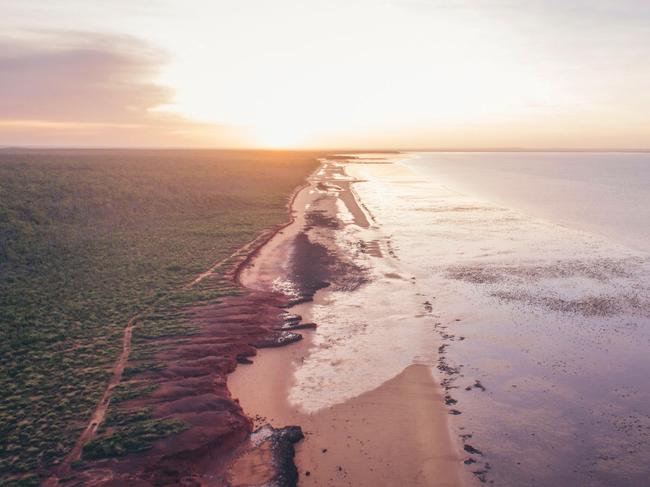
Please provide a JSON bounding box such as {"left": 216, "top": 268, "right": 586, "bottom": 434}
{"left": 1, "top": 0, "right": 649, "bottom": 149}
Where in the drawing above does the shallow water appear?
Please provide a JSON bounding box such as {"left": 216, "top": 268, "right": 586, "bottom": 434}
{"left": 404, "top": 151, "right": 650, "bottom": 252}
{"left": 287, "top": 157, "right": 441, "bottom": 412}
{"left": 343, "top": 153, "right": 650, "bottom": 486}
{"left": 286, "top": 152, "right": 650, "bottom": 485}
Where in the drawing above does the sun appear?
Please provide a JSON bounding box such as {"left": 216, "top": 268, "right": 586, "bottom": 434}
{"left": 252, "top": 123, "right": 307, "bottom": 149}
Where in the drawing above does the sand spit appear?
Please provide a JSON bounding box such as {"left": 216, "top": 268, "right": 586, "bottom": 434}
{"left": 231, "top": 156, "right": 463, "bottom": 486}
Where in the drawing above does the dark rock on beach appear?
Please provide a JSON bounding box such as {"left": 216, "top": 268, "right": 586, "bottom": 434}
{"left": 464, "top": 444, "right": 483, "bottom": 455}
{"left": 254, "top": 331, "right": 303, "bottom": 348}
{"left": 269, "top": 425, "right": 305, "bottom": 487}
{"left": 281, "top": 313, "right": 302, "bottom": 324}
{"left": 236, "top": 354, "right": 254, "bottom": 364}
{"left": 282, "top": 322, "right": 318, "bottom": 331}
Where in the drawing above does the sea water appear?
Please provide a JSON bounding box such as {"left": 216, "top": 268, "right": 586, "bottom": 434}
{"left": 290, "top": 152, "right": 650, "bottom": 486}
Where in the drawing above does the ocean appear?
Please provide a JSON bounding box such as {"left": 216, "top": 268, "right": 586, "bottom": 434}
{"left": 289, "top": 152, "right": 650, "bottom": 486}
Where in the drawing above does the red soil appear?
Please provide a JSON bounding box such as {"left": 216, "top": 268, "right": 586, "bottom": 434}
{"left": 59, "top": 289, "right": 296, "bottom": 486}
{"left": 46, "top": 180, "right": 313, "bottom": 486}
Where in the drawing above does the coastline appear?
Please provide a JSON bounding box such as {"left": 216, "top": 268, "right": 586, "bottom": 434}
{"left": 228, "top": 156, "right": 463, "bottom": 486}
{"left": 24, "top": 150, "right": 650, "bottom": 486}
{"left": 47, "top": 162, "right": 320, "bottom": 486}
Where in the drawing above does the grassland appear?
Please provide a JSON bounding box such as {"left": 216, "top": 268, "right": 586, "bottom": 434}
{"left": 0, "top": 149, "right": 319, "bottom": 483}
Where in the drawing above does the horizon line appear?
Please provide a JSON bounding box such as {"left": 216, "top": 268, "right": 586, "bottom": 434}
{"left": 2, "top": 145, "right": 650, "bottom": 153}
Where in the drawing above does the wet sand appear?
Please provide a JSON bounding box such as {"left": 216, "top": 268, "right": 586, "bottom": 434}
{"left": 230, "top": 347, "right": 460, "bottom": 486}
{"left": 229, "top": 157, "right": 463, "bottom": 486}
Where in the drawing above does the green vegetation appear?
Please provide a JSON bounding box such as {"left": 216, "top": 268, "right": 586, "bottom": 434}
{"left": 83, "top": 273, "right": 245, "bottom": 466}
{"left": 111, "top": 382, "right": 158, "bottom": 404}
{"left": 101, "top": 407, "right": 153, "bottom": 430}
{"left": 2, "top": 476, "right": 41, "bottom": 487}
{"left": 82, "top": 418, "right": 187, "bottom": 459}
{"left": 0, "top": 149, "right": 319, "bottom": 480}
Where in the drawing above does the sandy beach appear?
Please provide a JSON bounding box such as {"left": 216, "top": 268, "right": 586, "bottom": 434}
{"left": 228, "top": 151, "right": 650, "bottom": 487}
{"left": 228, "top": 157, "right": 463, "bottom": 486}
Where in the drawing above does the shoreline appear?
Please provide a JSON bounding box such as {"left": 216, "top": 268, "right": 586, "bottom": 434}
{"left": 47, "top": 162, "right": 321, "bottom": 486}
{"left": 228, "top": 157, "right": 464, "bottom": 486}
{"left": 232, "top": 178, "right": 314, "bottom": 286}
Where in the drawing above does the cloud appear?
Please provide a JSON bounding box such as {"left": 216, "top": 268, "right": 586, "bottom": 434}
{"left": 0, "top": 31, "right": 251, "bottom": 147}
{"left": 0, "top": 31, "right": 172, "bottom": 122}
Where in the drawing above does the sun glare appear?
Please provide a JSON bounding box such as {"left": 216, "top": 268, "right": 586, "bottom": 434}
{"left": 252, "top": 123, "right": 308, "bottom": 149}
{"left": 159, "top": 3, "right": 559, "bottom": 150}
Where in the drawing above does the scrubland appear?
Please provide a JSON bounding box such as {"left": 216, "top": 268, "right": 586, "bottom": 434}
{"left": 0, "top": 149, "right": 319, "bottom": 484}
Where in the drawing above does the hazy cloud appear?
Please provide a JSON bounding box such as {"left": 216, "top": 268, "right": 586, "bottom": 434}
{"left": 0, "top": 32, "right": 171, "bottom": 122}
{"left": 2, "top": 2, "right": 649, "bottom": 148}
{"left": 0, "top": 31, "right": 251, "bottom": 147}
